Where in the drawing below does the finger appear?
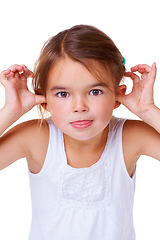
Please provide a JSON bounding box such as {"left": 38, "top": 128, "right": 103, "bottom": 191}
{"left": 131, "top": 64, "right": 151, "bottom": 74}
{"left": 20, "top": 74, "right": 27, "bottom": 82}
{"left": 17, "top": 65, "right": 33, "bottom": 79}
{"left": 5, "top": 71, "right": 16, "bottom": 81}
{"left": 0, "top": 72, "right": 11, "bottom": 87}
{"left": 124, "top": 71, "right": 140, "bottom": 84}
{"left": 7, "top": 64, "right": 25, "bottom": 73}
{"left": 149, "top": 62, "right": 157, "bottom": 84}
{"left": 1, "top": 69, "right": 11, "bottom": 75}
{"left": 1, "top": 70, "right": 20, "bottom": 82}
{"left": 21, "top": 69, "right": 33, "bottom": 79}
{"left": 14, "top": 72, "right": 20, "bottom": 79}
{"left": 3, "top": 65, "right": 32, "bottom": 82}
{"left": 20, "top": 71, "right": 33, "bottom": 82}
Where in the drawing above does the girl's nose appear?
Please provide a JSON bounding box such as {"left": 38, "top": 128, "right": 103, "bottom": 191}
{"left": 72, "top": 97, "right": 89, "bottom": 113}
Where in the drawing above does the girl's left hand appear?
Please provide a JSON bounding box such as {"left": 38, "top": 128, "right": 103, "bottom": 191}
{"left": 116, "top": 63, "right": 157, "bottom": 118}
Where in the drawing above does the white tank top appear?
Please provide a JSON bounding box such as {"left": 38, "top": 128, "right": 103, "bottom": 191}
{"left": 28, "top": 117, "right": 136, "bottom": 240}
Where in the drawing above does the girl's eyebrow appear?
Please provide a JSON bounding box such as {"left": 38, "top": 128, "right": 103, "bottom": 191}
{"left": 90, "top": 83, "right": 109, "bottom": 88}
{"left": 50, "top": 82, "right": 109, "bottom": 91}
{"left": 50, "top": 86, "right": 67, "bottom": 91}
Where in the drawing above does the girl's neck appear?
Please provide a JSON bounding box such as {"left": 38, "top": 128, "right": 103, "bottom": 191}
{"left": 63, "top": 126, "right": 109, "bottom": 153}
{"left": 63, "top": 126, "right": 109, "bottom": 168}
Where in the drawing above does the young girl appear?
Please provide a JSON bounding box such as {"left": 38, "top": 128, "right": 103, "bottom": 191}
{"left": 0, "top": 24, "right": 159, "bottom": 240}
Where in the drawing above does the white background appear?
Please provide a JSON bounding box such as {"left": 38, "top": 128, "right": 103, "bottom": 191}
{"left": 0, "top": 0, "right": 160, "bottom": 239}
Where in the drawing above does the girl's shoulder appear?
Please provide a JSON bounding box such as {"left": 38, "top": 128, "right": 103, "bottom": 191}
{"left": 20, "top": 119, "right": 50, "bottom": 174}
{"left": 12, "top": 118, "right": 49, "bottom": 146}
{"left": 123, "top": 118, "right": 156, "bottom": 144}
{"left": 122, "top": 119, "right": 160, "bottom": 177}
{"left": 0, "top": 119, "right": 49, "bottom": 173}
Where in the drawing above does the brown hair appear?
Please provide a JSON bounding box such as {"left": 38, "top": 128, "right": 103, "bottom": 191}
{"left": 32, "top": 24, "right": 125, "bottom": 118}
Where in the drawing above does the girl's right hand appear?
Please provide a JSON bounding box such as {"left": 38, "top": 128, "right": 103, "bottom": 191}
{"left": 0, "top": 64, "right": 46, "bottom": 119}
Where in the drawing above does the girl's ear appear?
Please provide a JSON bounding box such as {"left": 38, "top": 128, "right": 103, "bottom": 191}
{"left": 114, "top": 84, "right": 127, "bottom": 109}
{"left": 41, "top": 103, "right": 49, "bottom": 112}
{"left": 36, "top": 89, "right": 50, "bottom": 112}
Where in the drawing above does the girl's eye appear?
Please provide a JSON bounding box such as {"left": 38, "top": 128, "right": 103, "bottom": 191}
{"left": 57, "top": 92, "right": 69, "bottom": 98}
{"left": 89, "top": 89, "right": 102, "bottom": 96}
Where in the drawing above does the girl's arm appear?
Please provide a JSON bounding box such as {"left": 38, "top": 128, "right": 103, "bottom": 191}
{"left": 0, "top": 64, "right": 46, "bottom": 170}
{"left": 117, "top": 63, "right": 160, "bottom": 161}
{"left": 0, "top": 65, "right": 45, "bottom": 135}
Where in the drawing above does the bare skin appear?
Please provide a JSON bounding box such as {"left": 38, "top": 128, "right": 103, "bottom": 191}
{"left": 0, "top": 61, "right": 160, "bottom": 179}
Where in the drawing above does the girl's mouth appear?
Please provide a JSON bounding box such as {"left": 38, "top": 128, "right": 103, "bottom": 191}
{"left": 70, "top": 120, "right": 93, "bottom": 129}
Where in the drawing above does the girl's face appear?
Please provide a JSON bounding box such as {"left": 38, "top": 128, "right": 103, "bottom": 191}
{"left": 46, "top": 58, "right": 118, "bottom": 141}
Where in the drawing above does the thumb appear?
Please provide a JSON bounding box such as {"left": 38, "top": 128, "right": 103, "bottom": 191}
{"left": 35, "top": 95, "right": 46, "bottom": 105}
